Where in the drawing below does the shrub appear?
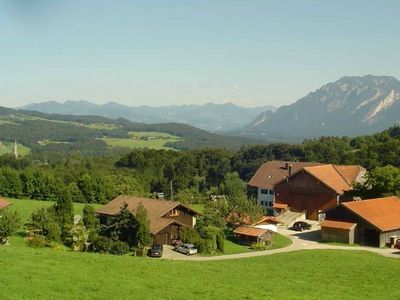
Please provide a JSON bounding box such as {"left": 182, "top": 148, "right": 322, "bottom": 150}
{"left": 109, "top": 241, "right": 130, "bottom": 255}
{"left": 91, "top": 236, "right": 113, "bottom": 253}
{"left": 216, "top": 232, "right": 225, "bottom": 253}
{"left": 0, "top": 209, "right": 21, "bottom": 245}
{"left": 250, "top": 242, "right": 267, "bottom": 250}
{"left": 27, "top": 208, "right": 61, "bottom": 242}
{"left": 26, "top": 235, "right": 47, "bottom": 248}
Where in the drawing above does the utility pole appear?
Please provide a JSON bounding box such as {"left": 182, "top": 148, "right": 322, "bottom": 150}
{"left": 170, "top": 180, "right": 173, "bottom": 201}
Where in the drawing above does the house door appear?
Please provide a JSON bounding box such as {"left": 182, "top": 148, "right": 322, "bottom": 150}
{"left": 154, "top": 233, "right": 169, "bottom": 245}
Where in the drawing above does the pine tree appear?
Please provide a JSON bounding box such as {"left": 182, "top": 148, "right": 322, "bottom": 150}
{"left": 135, "top": 202, "right": 151, "bottom": 248}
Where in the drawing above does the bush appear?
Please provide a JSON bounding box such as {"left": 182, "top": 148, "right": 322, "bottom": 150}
{"left": 0, "top": 209, "right": 21, "bottom": 245}
{"left": 26, "top": 235, "right": 47, "bottom": 248}
{"left": 109, "top": 241, "right": 130, "bottom": 255}
{"left": 91, "top": 236, "right": 113, "bottom": 253}
{"left": 216, "top": 232, "right": 225, "bottom": 253}
{"left": 250, "top": 242, "right": 267, "bottom": 250}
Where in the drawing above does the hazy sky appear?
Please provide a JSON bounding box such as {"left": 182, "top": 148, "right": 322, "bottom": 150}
{"left": 1, "top": 1, "right": 400, "bottom": 108}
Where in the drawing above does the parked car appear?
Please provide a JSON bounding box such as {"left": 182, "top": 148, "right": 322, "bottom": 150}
{"left": 394, "top": 239, "right": 400, "bottom": 250}
{"left": 174, "top": 243, "right": 198, "bottom": 255}
{"left": 292, "top": 221, "right": 312, "bottom": 231}
{"left": 149, "top": 244, "right": 163, "bottom": 257}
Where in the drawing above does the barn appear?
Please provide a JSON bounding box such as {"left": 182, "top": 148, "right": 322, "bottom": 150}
{"left": 324, "top": 196, "right": 400, "bottom": 247}
{"left": 274, "top": 164, "right": 365, "bottom": 220}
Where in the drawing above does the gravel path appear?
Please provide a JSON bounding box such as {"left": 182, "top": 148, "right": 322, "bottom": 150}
{"left": 161, "top": 228, "right": 400, "bottom": 261}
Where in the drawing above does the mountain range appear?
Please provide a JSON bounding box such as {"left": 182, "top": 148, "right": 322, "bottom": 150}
{"left": 241, "top": 75, "right": 400, "bottom": 141}
{"left": 20, "top": 101, "right": 275, "bottom": 132}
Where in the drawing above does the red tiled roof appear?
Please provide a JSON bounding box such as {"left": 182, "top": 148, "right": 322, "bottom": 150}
{"left": 303, "top": 165, "right": 353, "bottom": 194}
{"left": 334, "top": 165, "right": 366, "bottom": 186}
{"left": 343, "top": 196, "right": 400, "bottom": 232}
{"left": 254, "top": 216, "right": 280, "bottom": 225}
{"left": 321, "top": 220, "right": 357, "bottom": 230}
{"left": 273, "top": 203, "right": 288, "bottom": 209}
{"left": 233, "top": 226, "right": 270, "bottom": 237}
{"left": 0, "top": 198, "right": 11, "bottom": 210}
{"left": 248, "top": 161, "right": 365, "bottom": 195}
{"left": 248, "top": 161, "right": 323, "bottom": 189}
{"left": 97, "top": 196, "right": 199, "bottom": 234}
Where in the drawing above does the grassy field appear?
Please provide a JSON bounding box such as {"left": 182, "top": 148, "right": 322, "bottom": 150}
{"left": 0, "top": 141, "right": 31, "bottom": 156}
{"left": 1, "top": 199, "right": 400, "bottom": 299}
{"left": 99, "top": 131, "right": 181, "bottom": 150}
{"left": 1, "top": 241, "right": 399, "bottom": 299}
{"left": 7, "top": 198, "right": 102, "bottom": 224}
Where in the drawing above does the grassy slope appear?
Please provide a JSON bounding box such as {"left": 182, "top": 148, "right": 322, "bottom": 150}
{"left": 1, "top": 199, "right": 400, "bottom": 299}
{"left": 7, "top": 198, "right": 102, "bottom": 223}
{"left": 1, "top": 243, "right": 399, "bottom": 299}
{"left": 0, "top": 142, "right": 30, "bottom": 156}
{"left": 99, "top": 131, "right": 181, "bottom": 150}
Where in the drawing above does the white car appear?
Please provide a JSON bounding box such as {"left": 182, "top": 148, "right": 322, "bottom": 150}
{"left": 174, "top": 243, "right": 198, "bottom": 255}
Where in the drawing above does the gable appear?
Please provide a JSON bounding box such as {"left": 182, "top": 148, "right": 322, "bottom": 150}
{"left": 275, "top": 170, "right": 337, "bottom": 195}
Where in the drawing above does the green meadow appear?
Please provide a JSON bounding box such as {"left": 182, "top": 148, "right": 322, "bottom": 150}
{"left": 0, "top": 142, "right": 31, "bottom": 156}
{"left": 99, "top": 131, "right": 182, "bottom": 150}
{"left": 1, "top": 198, "right": 399, "bottom": 299}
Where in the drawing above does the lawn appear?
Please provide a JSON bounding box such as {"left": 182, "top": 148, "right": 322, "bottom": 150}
{"left": 2, "top": 199, "right": 400, "bottom": 299}
{"left": 1, "top": 242, "right": 399, "bottom": 299}
{"left": 99, "top": 131, "right": 182, "bottom": 150}
{"left": 0, "top": 142, "right": 31, "bottom": 156}
{"left": 7, "top": 198, "right": 102, "bottom": 224}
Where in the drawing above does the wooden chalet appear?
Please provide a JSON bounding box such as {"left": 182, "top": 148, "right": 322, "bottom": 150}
{"left": 97, "top": 196, "right": 200, "bottom": 245}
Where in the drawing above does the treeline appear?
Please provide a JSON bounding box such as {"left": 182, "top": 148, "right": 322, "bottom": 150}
{"left": 0, "top": 126, "right": 399, "bottom": 204}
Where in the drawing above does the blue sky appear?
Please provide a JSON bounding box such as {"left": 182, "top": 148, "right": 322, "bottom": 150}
{"left": 1, "top": 0, "right": 399, "bottom": 107}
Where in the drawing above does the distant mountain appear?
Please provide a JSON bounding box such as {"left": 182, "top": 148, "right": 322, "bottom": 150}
{"left": 21, "top": 101, "right": 275, "bottom": 132}
{"left": 241, "top": 75, "right": 400, "bottom": 141}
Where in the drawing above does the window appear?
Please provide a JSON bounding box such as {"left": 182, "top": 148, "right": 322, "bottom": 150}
{"left": 268, "top": 201, "right": 273, "bottom": 207}
{"left": 170, "top": 209, "right": 180, "bottom": 216}
{"left": 260, "top": 201, "right": 265, "bottom": 206}
{"left": 269, "top": 189, "right": 274, "bottom": 195}
{"left": 260, "top": 189, "right": 269, "bottom": 194}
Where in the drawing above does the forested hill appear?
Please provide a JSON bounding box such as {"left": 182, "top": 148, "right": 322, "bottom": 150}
{"left": 0, "top": 106, "right": 266, "bottom": 155}
{"left": 21, "top": 100, "right": 275, "bottom": 132}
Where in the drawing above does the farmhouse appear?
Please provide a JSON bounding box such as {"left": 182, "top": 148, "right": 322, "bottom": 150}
{"left": 323, "top": 196, "right": 400, "bottom": 247}
{"left": 97, "top": 196, "right": 199, "bottom": 245}
{"left": 248, "top": 161, "right": 366, "bottom": 220}
{"left": 0, "top": 198, "right": 11, "bottom": 210}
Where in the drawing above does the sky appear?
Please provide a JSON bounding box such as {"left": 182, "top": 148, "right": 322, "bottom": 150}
{"left": 0, "top": 0, "right": 400, "bottom": 108}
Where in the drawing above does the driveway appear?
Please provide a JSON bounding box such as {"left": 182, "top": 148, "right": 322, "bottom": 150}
{"left": 160, "top": 227, "right": 400, "bottom": 261}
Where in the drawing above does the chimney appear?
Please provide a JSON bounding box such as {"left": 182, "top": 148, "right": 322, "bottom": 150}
{"left": 285, "top": 162, "right": 289, "bottom": 170}
{"left": 288, "top": 164, "right": 293, "bottom": 176}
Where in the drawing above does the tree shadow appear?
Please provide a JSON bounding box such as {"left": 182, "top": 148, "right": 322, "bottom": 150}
{"left": 292, "top": 230, "right": 321, "bottom": 242}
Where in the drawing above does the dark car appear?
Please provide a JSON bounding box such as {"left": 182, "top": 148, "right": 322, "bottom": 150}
{"left": 394, "top": 239, "right": 400, "bottom": 250}
{"left": 292, "top": 221, "right": 312, "bottom": 231}
{"left": 149, "top": 244, "right": 163, "bottom": 257}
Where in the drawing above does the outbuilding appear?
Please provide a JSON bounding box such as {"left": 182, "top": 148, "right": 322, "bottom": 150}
{"left": 233, "top": 226, "right": 274, "bottom": 246}
{"left": 320, "top": 220, "right": 357, "bottom": 244}
{"left": 324, "top": 196, "right": 400, "bottom": 247}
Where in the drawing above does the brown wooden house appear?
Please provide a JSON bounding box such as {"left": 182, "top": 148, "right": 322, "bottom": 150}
{"left": 274, "top": 164, "right": 365, "bottom": 220}
{"left": 97, "top": 196, "right": 200, "bottom": 245}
